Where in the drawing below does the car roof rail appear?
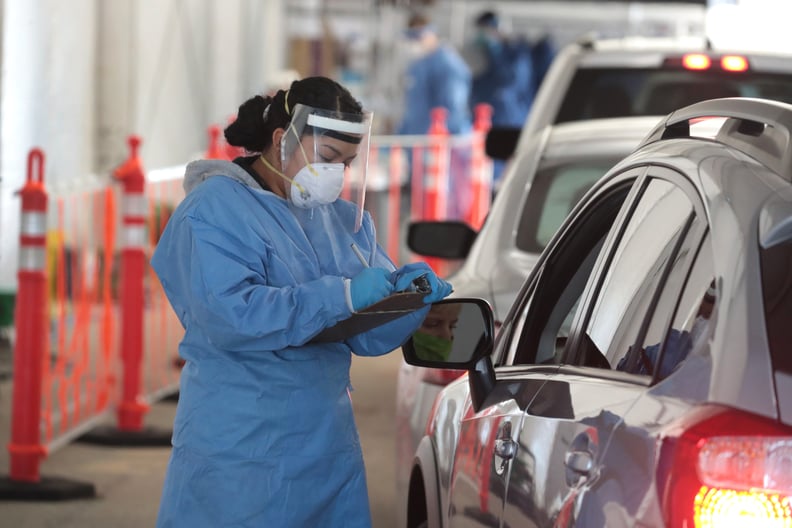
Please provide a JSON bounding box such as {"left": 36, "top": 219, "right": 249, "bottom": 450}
{"left": 640, "top": 97, "right": 792, "bottom": 179}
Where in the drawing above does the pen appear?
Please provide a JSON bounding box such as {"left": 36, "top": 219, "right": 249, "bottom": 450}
{"left": 350, "top": 243, "right": 369, "bottom": 268}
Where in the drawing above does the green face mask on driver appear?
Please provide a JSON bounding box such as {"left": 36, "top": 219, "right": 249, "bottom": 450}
{"left": 413, "top": 331, "right": 452, "bottom": 361}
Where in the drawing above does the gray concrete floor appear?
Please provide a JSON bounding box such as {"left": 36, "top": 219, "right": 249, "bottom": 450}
{"left": 0, "top": 340, "right": 401, "bottom": 528}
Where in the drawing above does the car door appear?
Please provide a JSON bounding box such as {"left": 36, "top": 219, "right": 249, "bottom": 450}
{"left": 444, "top": 171, "right": 642, "bottom": 527}
{"left": 501, "top": 168, "right": 709, "bottom": 527}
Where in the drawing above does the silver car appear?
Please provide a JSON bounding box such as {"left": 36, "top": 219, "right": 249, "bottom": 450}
{"left": 394, "top": 116, "right": 662, "bottom": 527}
{"left": 401, "top": 97, "right": 792, "bottom": 527}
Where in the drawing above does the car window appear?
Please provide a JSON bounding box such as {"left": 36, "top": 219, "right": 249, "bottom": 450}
{"left": 516, "top": 160, "right": 619, "bottom": 253}
{"left": 617, "top": 231, "right": 713, "bottom": 378}
{"left": 583, "top": 178, "right": 696, "bottom": 369}
{"left": 556, "top": 68, "right": 792, "bottom": 124}
{"left": 508, "top": 182, "right": 635, "bottom": 366}
{"left": 761, "top": 240, "right": 792, "bottom": 375}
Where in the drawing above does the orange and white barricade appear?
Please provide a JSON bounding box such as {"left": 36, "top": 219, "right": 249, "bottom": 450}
{"left": 0, "top": 149, "right": 96, "bottom": 499}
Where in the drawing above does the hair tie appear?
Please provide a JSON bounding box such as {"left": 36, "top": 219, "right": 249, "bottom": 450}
{"left": 284, "top": 89, "right": 291, "bottom": 115}
{"left": 262, "top": 103, "right": 271, "bottom": 123}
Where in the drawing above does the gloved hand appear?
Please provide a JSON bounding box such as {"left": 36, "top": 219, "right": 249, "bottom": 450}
{"left": 390, "top": 262, "right": 453, "bottom": 304}
{"left": 350, "top": 267, "right": 394, "bottom": 312}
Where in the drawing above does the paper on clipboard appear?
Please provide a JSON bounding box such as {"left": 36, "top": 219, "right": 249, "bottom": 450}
{"left": 311, "top": 291, "right": 426, "bottom": 343}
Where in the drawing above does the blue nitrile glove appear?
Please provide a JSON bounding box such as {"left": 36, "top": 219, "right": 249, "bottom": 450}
{"left": 390, "top": 262, "right": 453, "bottom": 304}
{"left": 349, "top": 267, "right": 395, "bottom": 312}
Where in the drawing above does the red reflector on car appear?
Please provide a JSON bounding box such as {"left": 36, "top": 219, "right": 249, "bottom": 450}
{"left": 721, "top": 55, "right": 749, "bottom": 72}
{"left": 421, "top": 367, "right": 464, "bottom": 386}
{"left": 683, "top": 54, "right": 712, "bottom": 70}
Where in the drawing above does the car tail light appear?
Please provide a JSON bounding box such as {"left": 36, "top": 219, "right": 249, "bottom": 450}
{"left": 421, "top": 367, "right": 465, "bottom": 386}
{"left": 683, "top": 53, "right": 712, "bottom": 70}
{"left": 658, "top": 406, "right": 792, "bottom": 527}
{"left": 721, "top": 55, "right": 749, "bottom": 72}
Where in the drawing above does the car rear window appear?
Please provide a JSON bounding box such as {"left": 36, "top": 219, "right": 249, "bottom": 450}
{"left": 760, "top": 240, "right": 792, "bottom": 374}
{"left": 556, "top": 68, "right": 792, "bottom": 123}
{"left": 516, "top": 160, "right": 618, "bottom": 253}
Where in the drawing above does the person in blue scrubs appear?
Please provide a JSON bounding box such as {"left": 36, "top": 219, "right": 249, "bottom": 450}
{"left": 397, "top": 13, "right": 473, "bottom": 221}
{"left": 152, "top": 76, "right": 452, "bottom": 528}
{"left": 467, "top": 10, "right": 536, "bottom": 186}
{"left": 397, "top": 13, "right": 471, "bottom": 137}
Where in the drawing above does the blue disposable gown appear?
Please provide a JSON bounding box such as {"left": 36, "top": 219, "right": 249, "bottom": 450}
{"left": 470, "top": 38, "right": 535, "bottom": 128}
{"left": 397, "top": 44, "right": 472, "bottom": 135}
{"left": 151, "top": 160, "right": 429, "bottom": 528}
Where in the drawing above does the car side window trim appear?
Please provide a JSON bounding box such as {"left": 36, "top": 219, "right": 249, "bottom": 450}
{"left": 562, "top": 167, "right": 652, "bottom": 367}
{"left": 564, "top": 165, "right": 709, "bottom": 377}
{"left": 502, "top": 167, "right": 647, "bottom": 367}
{"left": 649, "top": 228, "right": 712, "bottom": 383}
{"left": 619, "top": 212, "right": 697, "bottom": 374}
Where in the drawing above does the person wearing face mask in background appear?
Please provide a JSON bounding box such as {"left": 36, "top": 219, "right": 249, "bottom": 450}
{"left": 397, "top": 12, "right": 472, "bottom": 137}
{"left": 396, "top": 12, "right": 473, "bottom": 222}
{"left": 151, "top": 76, "right": 452, "bottom": 528}
{"left": 465, "top": 10, "right": 536, "bottom": 188}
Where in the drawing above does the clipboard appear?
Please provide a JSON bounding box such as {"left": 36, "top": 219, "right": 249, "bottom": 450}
{"left": 311, "top": 291, "right": 427, "bottom": 343}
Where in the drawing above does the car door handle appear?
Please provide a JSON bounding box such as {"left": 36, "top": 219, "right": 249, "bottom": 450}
{"left": 493, "top": 420, "right": 516, "bottom": 476}
{"left": 564, "top": 449, "right": 594, "bottom": 483}
{"left": 494, "top": 437, "right": 517, "bottom": 460}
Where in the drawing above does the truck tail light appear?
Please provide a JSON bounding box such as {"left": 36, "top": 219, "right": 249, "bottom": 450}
{"left": 658, "top": 406, "right": 792, "bottom": 527}
{"left": 683, "top": 54, "right": 712, "bottom": 70}
{"left": 721, "top": 55, "right": 749, "bottom": 72}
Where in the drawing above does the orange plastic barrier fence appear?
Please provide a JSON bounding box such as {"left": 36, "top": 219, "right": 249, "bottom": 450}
{"left": 1, "top": 141, "right": 187, "bottom": 499}
{"left": 365, "top": 103, "right": 494, "bottom": 276}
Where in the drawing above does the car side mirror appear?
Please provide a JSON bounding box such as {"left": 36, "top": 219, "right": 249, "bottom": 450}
{"left": 485, "top": 127, "right": 521, "bottom": 160}
{"left": 407, "top": 221, "right": 477, "bottom": 260}
{"left": 402, "top": 298, "right": 495, "bottom": 369}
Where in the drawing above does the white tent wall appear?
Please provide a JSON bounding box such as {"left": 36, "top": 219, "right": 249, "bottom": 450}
{"left": 0, "top": 0, "right": 97, "bottom": 302}
{"left": 0, "top": 0, "right": 287, "bottom": 307}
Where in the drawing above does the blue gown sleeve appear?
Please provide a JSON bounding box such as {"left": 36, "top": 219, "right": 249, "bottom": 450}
{"left": 153, "top": 214, "right": 353, "bottom": 352}
{"left": 344, "top": 214, "right": 430, "bottom": 356}
{"left": 346, "top": 304, "right": 430, "bottom": 357}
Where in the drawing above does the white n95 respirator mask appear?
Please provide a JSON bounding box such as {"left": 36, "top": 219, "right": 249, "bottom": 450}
{"left": 262, "top": 99, "right": 372, "bottom": 230}
{"left": 289, "top": 162, "right": 345, "bottom": 208}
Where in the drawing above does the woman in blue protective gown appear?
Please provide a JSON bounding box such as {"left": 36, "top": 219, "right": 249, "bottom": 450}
{"left": 151, "top": 76, "right": 452, "bottom": 528}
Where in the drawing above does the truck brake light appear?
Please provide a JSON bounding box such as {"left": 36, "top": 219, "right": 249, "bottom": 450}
{"left": 683, "top": 54, "right": 712, "bottom": 70}
{"left": 721, "top": 55, "right": 749, "bottom": 72}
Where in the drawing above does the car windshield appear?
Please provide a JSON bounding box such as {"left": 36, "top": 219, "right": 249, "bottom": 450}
{"left": 516, "top": 160, "right": 618, "bottom": 253}
{"left": 556, "top": 68, "right": 792, "bottom": 123}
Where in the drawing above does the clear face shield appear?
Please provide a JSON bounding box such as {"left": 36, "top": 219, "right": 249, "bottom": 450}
{"left": 280, "top": 103, "right": 372, "bottom": 232}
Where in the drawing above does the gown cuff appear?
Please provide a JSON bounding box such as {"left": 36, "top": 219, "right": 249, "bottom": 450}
{"left": 343, "top": 278, "right": 355, "bottom": 313}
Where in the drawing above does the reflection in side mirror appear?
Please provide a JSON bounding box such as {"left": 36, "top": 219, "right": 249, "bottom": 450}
{"left": 403, "top": 298, "right": 494, "bottom": 369}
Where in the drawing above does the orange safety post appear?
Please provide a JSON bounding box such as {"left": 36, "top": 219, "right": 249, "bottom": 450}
{"left": 9, "top": 149, "right": 49, "bottom": 481}
{"left": 79, "top": 136, "right": 171, "bottom": 447}
{"left": 205, "top": 125, "right": 228, "bottom": 160}
{"left": 410, "top": 146, "right": 424, "bottom": 223}
{"left": 466, "top": 103, "right": 493, "bottom": 231}
{"left": 116, "top": 135, "right": 148, "bottom": 431}
{"left": 423, "top": 108, "right": 449, "bottom": 275}
{"left": 425, "top": 107, "right": 449, "bottom": 222}
{"left": 0, "top": 148, "right": 95, "bottom": 500}
{"left": 387, "top": 146, "right": 403, "bottom": 264}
